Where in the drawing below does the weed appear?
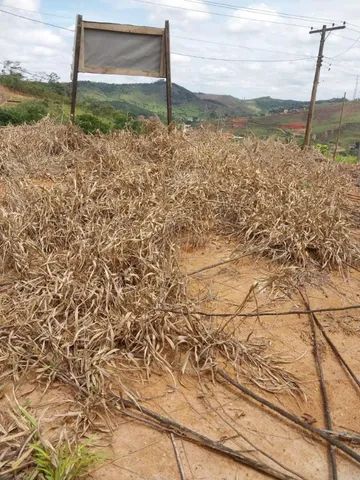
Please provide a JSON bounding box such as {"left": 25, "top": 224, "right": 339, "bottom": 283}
{"left": 31, "top": 440, "right": 101, "bottom": 480}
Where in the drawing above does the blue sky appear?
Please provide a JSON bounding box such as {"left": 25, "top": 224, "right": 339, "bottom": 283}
{"left": 1, "top": 0, "right": 359, "bottom": 100}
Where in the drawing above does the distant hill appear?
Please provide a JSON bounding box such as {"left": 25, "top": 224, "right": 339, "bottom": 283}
{"left": 77, "top": 80, "right": 206, "bottom": 120}
{"left": 195, "top": 93, "right": 310, "bottom": 116}
{"left": 242, "top": 99, "right": 360, "bottom": 149}
{"left": 76, "top": 80, "right": 349, "bottom": 123}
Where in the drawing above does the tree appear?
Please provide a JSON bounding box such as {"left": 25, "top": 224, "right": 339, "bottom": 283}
{"left": 47, "top": 72, "right": 60, "bottom": 84}
{"left": 1, "top": 60, "right": 25, "bottom": 79}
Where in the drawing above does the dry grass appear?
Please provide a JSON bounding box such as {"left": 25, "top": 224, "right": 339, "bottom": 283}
{"left": 0, "top": 119, "right": 358, "bottom": 410}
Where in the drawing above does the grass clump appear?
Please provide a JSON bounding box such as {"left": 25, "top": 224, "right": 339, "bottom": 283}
{"left": 32, "top": 441, "right": 101, "bottom": 480}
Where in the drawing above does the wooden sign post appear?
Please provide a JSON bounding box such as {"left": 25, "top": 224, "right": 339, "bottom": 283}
{"left": 164, "top": 20, "right": 172, "bottom": 127}
{"left": 70, "top": 14, "right": 82, "bottom": 122}
{"left": 70, "top": 16, "right": 172, "bottom": 125}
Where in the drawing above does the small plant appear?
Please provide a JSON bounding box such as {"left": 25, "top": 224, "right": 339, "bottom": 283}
{"left": 315, "top": 143, "right": 330, "bottom": 156}
{"left": 0, "top": 403, "right": 102, "bottom": 480}
{"left": 32, "top": 440, "right": 101, "bottom": 480}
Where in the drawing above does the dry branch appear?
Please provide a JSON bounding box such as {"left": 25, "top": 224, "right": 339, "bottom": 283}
{"left": 160, "top": 304, "right": 360, "bottom": 318}
{"left": 300, "top": 291, "right": 337, "bottom": 480}
{"left": 170, "top": 433, "right": 186, "bottom": 480}
{"left": 217, "top": 369, "right": 360, "bottom": 464}
{"left": 187, "top": 253, "right": 252, "bottom": 276}
{"left": 119, "top": 398, "right": 300, "bottom": 480}
{"left": 311, "top": 313, "right": 360, "bottom": 390}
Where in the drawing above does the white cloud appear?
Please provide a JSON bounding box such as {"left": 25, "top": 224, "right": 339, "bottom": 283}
{"left": 3, "top": 0, "right": 39, "bottom": 9}
{"left": 154, "top": 0, "right": 210, "bottom": 21}
{"left": 227, "top": 3, "right": 280, "bottom": 33}
{"left": 0, "top": 0, "right": 359, "bottom": 101}
{"left": 172, "top": 53, "right": 191, "bottom": 64}
{"left": 0, "top": 1, "right": 71, "bottom": 77}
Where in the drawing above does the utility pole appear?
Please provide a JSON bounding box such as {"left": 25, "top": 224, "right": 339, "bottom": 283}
{"left": 353, "top": 75, "right": 359, "bottom": 101}
{"left": 333, "top": 91, "right": 346, "bottom": 160}
{"left": 303, "top": 23, "right": 346, "bottom": 149}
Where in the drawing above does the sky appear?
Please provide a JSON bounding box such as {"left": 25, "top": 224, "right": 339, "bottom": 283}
{"left": 0, "top": 0, "right": 359, "bottom": 100}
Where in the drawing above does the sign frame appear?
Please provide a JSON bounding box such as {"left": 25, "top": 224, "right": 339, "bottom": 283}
{"left": 70, "top": 15, "right": 172, "bottom": 125}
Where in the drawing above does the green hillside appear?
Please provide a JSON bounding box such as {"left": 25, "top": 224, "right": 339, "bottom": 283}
{"left": 77, "top": 80, "right": 206, "bottom": 121}
{"left": 76, "top": 81, "right": 315, "bottom": 120}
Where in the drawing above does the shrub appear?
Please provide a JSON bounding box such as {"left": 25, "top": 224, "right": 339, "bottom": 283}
{"left": 0, "top": 108, "right": 21, "bottom": 125}
{"left": 113, "top": 112, "right": 143, "bottom": 134}
{"left": 0, "top": 101, "right": 48, "bottom": 126}
{"left": 75, "top": 113, "right": 111, "bottom": 134}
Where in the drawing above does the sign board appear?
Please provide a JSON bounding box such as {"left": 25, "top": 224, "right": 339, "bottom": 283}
{"left": 79, "top": 22, "right": 166, "bottom": 78}
{"left": 70, "top": 16, "right": 172, "bottom": 124}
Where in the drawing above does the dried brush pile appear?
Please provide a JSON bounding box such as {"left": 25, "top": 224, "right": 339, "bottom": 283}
{"left": 0, "top": 119, "right": 358, "bottom": 404}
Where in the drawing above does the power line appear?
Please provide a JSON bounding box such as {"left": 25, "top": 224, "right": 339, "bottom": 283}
{"left": 329, "top": 34, "right": 360, "bottom": 59}
{"left": 324, "top": 60, "right": 359, "bottom": 78}
{"left": 173, "top": 51, "right": 316, "bottom": 62}
{"left": 0, "top": 8, "right": 73, "bottom": 32}
{"left": 129, "top": 0, "right": 314, "bottom": 29}
{"left": 182, "top": 0, "right": 336, "bottom": 25}
{"left": 173, "top": 34, "right": 317, "bottom": 58}
{"left": 2, "top": 0, "right": 358, "bottom": 37}
{"left": 0, "top": 3, "right": 72, "bottom": 20}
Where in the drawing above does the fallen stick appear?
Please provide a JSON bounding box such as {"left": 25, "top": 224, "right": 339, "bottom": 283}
{"left": 201, "top": 388, "right": 307, "bottom": 480}
{"left": 160, "top": 304, "right": 360, "bottom": 318}
{"left": 170, "top": 433, "right": 186, "bottom": 480}
{"left": 311, "top": 313, "right": 360, "bottom": 390}
{"left": 118, "top": 397, "right": 300, "bottom": 480}
{"left": 301, "top": 291, "right": 337, "bottom": 480}
{"left": 217, "top": 369, "right": 360, "bottom": 465}
{"left": 187, "top": 253, "right": 252, "bottom": 276}
{"left": 328, "top": 431, "right": 360, "bottom": 445}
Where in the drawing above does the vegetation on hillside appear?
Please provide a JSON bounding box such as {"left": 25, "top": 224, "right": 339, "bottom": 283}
{"left": 0, "top": 60, "right": 359, "bottom": 153}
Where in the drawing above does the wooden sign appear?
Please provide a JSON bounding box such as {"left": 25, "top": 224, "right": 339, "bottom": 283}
{"left": 70, "top": 16, "right": 172, "bottom": 125}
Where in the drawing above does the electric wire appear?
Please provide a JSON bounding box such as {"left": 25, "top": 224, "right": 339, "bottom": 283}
{"left": 0, "top": 8, "right": 73, "bottom": 31}
{"left": 129, "top": 0, "right": 314, "bottom": 29}
{"left": 173, "top": 51, "right": 316, "bottom": 62}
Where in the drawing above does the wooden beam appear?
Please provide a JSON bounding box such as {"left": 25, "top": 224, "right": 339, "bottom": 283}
{"left": 70, "top": 14, "right": 82, "bottom": 123}
{"left": 82, "top": 21, "right": 164, "bottom": 36}
{"left": 165, "top": 20, "right": 173, "bottom": 126}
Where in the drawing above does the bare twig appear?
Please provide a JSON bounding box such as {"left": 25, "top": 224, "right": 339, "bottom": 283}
{"left": 187, "top": 253, "right": 252, "bottom": 276}
{"left": 311, "top": 313, "right": 360, "bottom": 390}
{"left": 300, "top": 290, "right": 337, "bottom": 480}
{"left": 217, "top": 369, "right": 360, "bottom": 465}
{"left": 170, "top": 433, "right": 186, "bottom": 480}
{"left": 118, "top": 397, "right": 299, "bottom": 480}
{"left": 160, "top": 304, "right": 360, "bottom": 318}
{"left": 201, "top": 388, "right": 307, "bottom": 480}
{"left": 328, "top": 431, "right": 360, "bottom": 445}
